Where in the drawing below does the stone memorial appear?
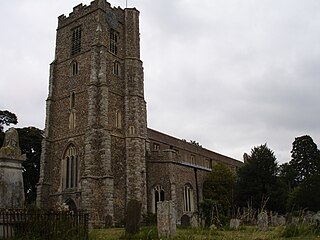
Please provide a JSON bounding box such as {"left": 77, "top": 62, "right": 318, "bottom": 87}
{"left": 105, "top": 215, "right": 113, "bottom": 228}
{"left": 257, "top": 211, "right": 268, "bottom": 231}
{"left": 125, "top": 199, "right": 142, "bottom": 234}
{"left": 0, "top": 128, "right": 25, "bottom": 208}
{"left": 157, "top": 200, "right": 176, "bottom": 238}
{"left": 181, "top": 214, "right": 190, "bottom": 227}
{"left": 230, "top": 219, "right": 241, "bottom": 230}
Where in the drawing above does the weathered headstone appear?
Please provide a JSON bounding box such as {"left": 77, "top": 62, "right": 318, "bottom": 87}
{"left": 285, "top": 213, "right": 291, "bottom": 224}
{"left": 190, "top": 214, "right": 199, "bottom": 228}
{"left": 181, "top": 214, "right": 190, "bottom": 227}
{"left": 257, "top": 212, "right": 268, "bottom": 231}
{"left": 157, "top": 200, "right": 176, "bottom": 238}
{"left": 313, "top": 212, "right": 320, "bottom": 223}
{"left": 230, "top": 219, "right": 241, "bottom": 230}
{"left": 0, "top": 128, "right": 25, "bottom": 208}
{"left": 105, "top": 215, "right": 113, "bottom": 228}
{"left": 292, "top": 217, "right": 299, "bottom": 225}
{"left": 277, "top": 216, "right": 286, "bottom": 226}
{"left": 125, "top": 199, "right": 142, "bottom": 234}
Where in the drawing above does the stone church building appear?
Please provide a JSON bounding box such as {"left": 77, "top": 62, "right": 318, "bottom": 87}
{"left": 37, "top": 0, "right": 243, "bottom": 227}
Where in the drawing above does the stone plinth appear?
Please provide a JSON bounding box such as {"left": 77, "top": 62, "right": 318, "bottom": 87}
{"left": 0, "top": 128, "right": 25, "bottom": 208}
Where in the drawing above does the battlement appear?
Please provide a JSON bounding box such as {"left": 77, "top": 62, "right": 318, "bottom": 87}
{"left": 57, "top": 0, "right": 123, "bottom": 28}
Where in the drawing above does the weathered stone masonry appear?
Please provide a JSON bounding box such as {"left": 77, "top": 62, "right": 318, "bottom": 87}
{"left": 37, "top": 0, "right": 243, "bottom": 227}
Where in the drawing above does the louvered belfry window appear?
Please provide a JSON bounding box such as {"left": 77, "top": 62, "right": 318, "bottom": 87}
{"left": 71, "top": 27, "right": 82, "bottom": 55}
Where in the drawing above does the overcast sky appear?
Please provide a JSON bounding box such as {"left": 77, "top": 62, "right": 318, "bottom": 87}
{"left": 1, "top": 0, "right": 320, "bottom": 163}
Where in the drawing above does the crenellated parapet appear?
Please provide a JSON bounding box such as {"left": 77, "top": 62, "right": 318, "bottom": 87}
{"left": 58, "top": 1, "right": 112, "bottom": 28}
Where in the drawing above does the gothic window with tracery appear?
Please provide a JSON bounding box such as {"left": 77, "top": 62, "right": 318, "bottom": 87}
{"left": 152, "top": 185, "right": 165, "bottom": 213}
{"left": 183, "top": 184, "right": 194, "bottom": 212}
{"left": 110, "top": 30, "right": 118, "bottom": 55}
{"left": 63, "top": 144, "right": 79, "bottom": 190}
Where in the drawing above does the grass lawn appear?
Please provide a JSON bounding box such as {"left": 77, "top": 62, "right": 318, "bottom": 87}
{"left": 89, "top": 225, "right": 320, "bottom": 240}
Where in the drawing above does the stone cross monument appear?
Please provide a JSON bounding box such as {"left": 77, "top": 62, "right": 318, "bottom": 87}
{"left": 0, "top": 128, "right": 25, "bottom": 208}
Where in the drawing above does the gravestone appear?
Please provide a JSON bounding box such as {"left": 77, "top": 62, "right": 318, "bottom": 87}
{"left": 157, "top": 200, "right": 176, "bottom": 238}
{"left": 125, "top": 199, "right": 142, "bottom": 234}
{"left": 0, "top": 128, "right": 25, "bottom": 208}
{"left": 190, "top": 214, "right": 199, "bottom": 227}
{"left": 230, "top": 219, "right": 241, "bottom": 230}
{"left": 181, "top": 214, "right": 190, "bottom": 227}
{"left": 292, "top": 217, "right": 299, "bottom": 225}
{"left": 277, "top": 216, "right": 286, "bottom": 226}
{"left": 105, "top": 215, "right": 113, "bottom": 228}
{"left": 257, "top": 212, "right": 268, "bottom": 231}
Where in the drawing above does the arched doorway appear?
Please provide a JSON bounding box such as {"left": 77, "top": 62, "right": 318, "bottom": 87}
{"left": 65, "top": 198, "right": 77, "bottom": 212}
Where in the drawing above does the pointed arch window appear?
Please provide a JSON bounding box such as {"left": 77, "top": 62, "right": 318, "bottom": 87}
{"left": 70, "top": 92, "right": 75, "bottom": 108}
{"left": 113, "top": 61, "right": 120, "bottom": 76}
{"left": 69, "top": 92, "right": 76, "bottom": 129}
{"left": 63, "top": 144, "right": 79, "bottom": 190}
{"left": 183, "top": 184, "right": 194, "bottom": 212}
{"left": 129, "top": 125, "right": 135, "bottom": 135}
{"left": 72, "top": 61, "right": 79, "bottom": 76}
{"left": 110, "top": 30, "right": 118, "bottom": 55}
{"left": 152, "top": 185, "right": 165, "bottom": 213}
{"left": 116, "top": 110, "right": 122, "bottom": 129}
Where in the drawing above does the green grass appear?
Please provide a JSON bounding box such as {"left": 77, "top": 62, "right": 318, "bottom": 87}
{"left": 89, "top": 225, "right": 320, "bottom": 240}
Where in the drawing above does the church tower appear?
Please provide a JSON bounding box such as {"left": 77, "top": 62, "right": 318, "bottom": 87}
{"left": 37, "top": 0, "right": 147, "bottom": 227}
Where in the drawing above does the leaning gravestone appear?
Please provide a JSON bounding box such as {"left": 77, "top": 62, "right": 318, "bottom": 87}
{"left": 0, "top": 128, "right": 26, "bottom": 208}
{"left": 125, "top": 200, "right": 142, "bottom": 234}
{"left": 257, "top": 212, "right": 268, "bottom": 231}
{"left": 157, "top": 200, "right": 176, "bottom": 239}
{"left": 181, "top": 214, "right": 190, "bottom": 227}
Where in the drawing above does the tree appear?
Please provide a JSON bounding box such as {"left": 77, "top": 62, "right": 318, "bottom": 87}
{"left": 289, "top": 135, "right": 320, "bottom": 185}
{"left": 235, "top": 144, "right": 286, "bottom": 212}
{"left": 17, "top": 127, "right": 44, "bottom": 204}
{"left": 203, "top": 163, "right": 236, "bottom": 212}
{"left": 287, "top": 174, "right": 320, "bottom": 211}
{"left": 0, "top": 110, "right": 18, "bottom": 132}
{"left": 279, "top": 162, "right": 295, "bottom": 192}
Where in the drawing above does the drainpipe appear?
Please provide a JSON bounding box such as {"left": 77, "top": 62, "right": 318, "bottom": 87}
{"left": 194, "top": 168, "right": 199, "bottom": 212}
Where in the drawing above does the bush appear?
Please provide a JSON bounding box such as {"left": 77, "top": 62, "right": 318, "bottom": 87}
{"left": 142, "top": 212, "right": 157, "bottom": 226}
{"left": 280, "top": 223, "right": 320, "bottom": 238}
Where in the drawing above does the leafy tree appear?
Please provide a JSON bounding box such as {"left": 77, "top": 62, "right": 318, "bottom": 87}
{"left": 189, "top": 140, "right": 202, "bottom": 148}
{"left": 203, "top": 163, "right": 236, "bottom": 212}
{"left": 279, "top": 162, "right": 296, "bottom": 192}
{"left": 287, "top": 174, "right": 320, "bottom": 211}
{"left": 0, "top": 110, "right": 18, "bottom": 132}
{"left": 235, "top": 144, "right": 286, "bottom": 212}
{"left": 18, "top": 127, "right": 44, "bottom": 204}
{"left": 289, "top": 135, "right": 320, "bottom": 185}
